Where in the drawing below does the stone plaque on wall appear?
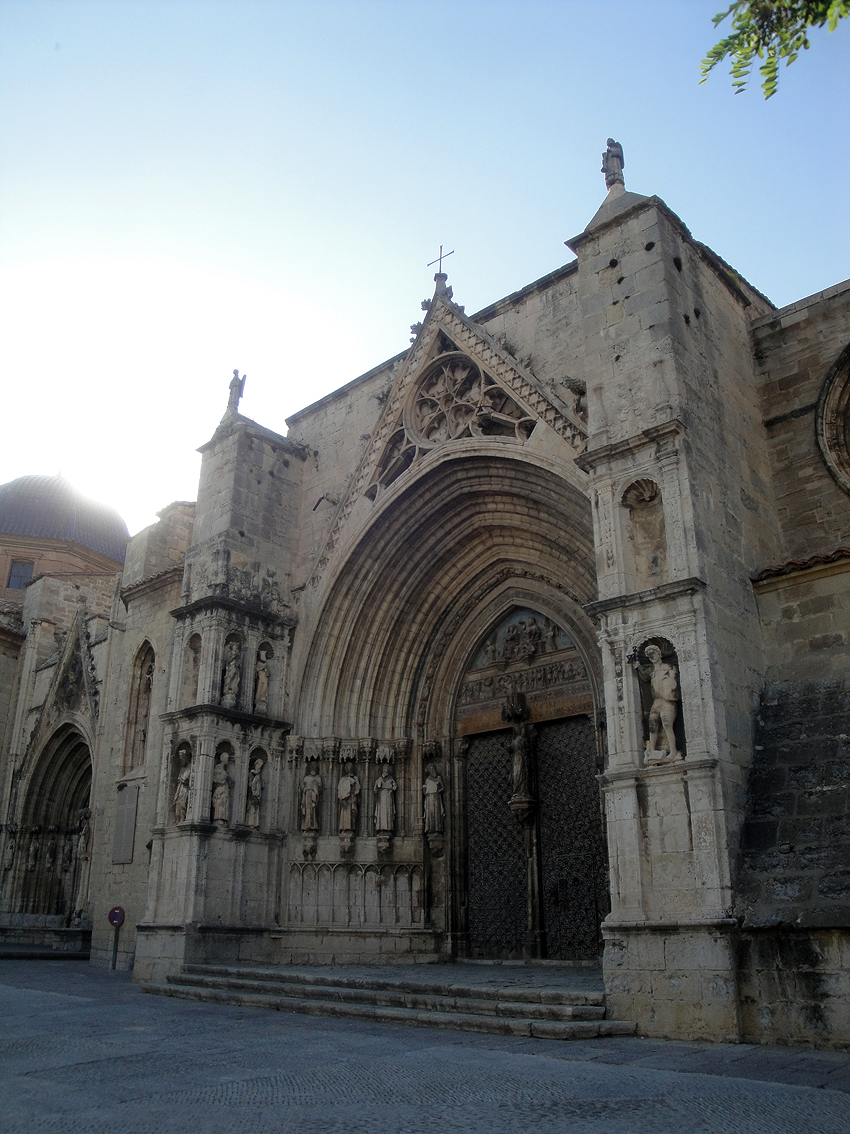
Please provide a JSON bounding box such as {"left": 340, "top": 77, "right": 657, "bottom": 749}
{"left": 456, "top": 608, "right": 592, "bottom": 734}
{"left": 112, "top": 783, "right": 139, "bottom": 864}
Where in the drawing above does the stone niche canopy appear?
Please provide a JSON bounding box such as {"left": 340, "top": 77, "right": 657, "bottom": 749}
{"left": 456, "top": 607, "right": 592, "bottom": 735}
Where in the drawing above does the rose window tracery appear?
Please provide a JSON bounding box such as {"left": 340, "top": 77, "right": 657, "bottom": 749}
{"left": 366, "top": 352, "right": 537, "bottom": 499}
{"left": 407, "top": 354, "right": 535, "bottom": 447}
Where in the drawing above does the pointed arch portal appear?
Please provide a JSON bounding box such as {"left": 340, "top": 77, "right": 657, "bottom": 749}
{"left": 14, "top": 725, "right": 92, "bottom": 925}
{"left": 297, "top": 449, "right": 609, "bottom": 959}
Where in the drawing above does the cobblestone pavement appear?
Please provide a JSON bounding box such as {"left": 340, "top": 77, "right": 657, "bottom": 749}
{"left": 2, "top": 961, "right": 849, "bottom": 1134}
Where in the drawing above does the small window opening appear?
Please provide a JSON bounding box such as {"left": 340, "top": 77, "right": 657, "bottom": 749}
{"left": 7, "top": 560, "right": 34, "bottom": 590}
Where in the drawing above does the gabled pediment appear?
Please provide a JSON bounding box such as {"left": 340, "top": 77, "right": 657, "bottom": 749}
{"left": 306, "top": 280, "right": 588, "bottom": 585}
{"left": 362, "top": 291, "right": 586, "bottom": 501}
{"left": 23, "top": 612, "right": 99, "bottom": 762}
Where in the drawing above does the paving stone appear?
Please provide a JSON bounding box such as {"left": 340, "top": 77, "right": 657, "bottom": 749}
{"left": 2, "top": 961, "right": 849, "bottom": 1134}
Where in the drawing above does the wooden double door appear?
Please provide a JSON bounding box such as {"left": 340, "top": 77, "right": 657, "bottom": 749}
{"left": 464, "top": 716, "right": 609, "bottom": 960}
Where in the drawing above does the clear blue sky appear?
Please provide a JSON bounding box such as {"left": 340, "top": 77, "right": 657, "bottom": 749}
{"left": 1, "top": 0, "right": 848, "bottom": 533}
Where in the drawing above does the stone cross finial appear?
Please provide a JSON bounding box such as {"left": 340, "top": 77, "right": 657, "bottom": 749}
{"left": 227, "top": 369, "right": 246, "bottom": 414}
{"left": 601, "top": 138, "right": 625, "bottom": 190}
{"left": 427, "top": 244, "right": 454, "bottom": 274}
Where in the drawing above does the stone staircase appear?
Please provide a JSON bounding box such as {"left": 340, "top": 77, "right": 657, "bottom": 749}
{"left": 142, "top": 962, "right": 636, "bottom": 1040}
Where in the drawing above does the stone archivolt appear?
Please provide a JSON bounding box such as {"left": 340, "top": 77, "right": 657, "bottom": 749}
{"left": 296, "top": 457, "right": 596, "bottom": 742}
{"left": 309, "top": 293, "right": 587, "bottom": 586}
{"left": 817, "top": 342, "right": 850, "bottom": 494}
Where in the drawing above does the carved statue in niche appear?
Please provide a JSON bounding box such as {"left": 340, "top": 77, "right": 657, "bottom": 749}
{"left": 221, "top": 639, "right": 241, "bottom": 709}
{"left": 211, "top": 752, "right": 233, "bottom": 824}
{"left": 45, "top": 828, "right": 58, "bottom": 871}
{"left": 246, "top": 757, "right": 264, "bottom": 828}
{"left": 76, "top": 809, "right": 90, "bottom": 856}
{"left": 3, "top": 825, "right": 17, "bottom": 871}
{"left": 337, "top": 762, "right": 361, "bottom": 835}
{"left": 253, "top": 650, "right": 270, "bottom": 715}
{"left": 374, "top": 763, "right": 397, "bottom": 834}
{"left": 61, "top": 836, "right": 73, "bottom": 871}
{"left": 622, "top": 479, "right": 667, "bottom": 589}
{"left": 633, "top": 642, "right": 683, "bottom": 762}
{"left": 300, "top": 760, "right": 322, "bottom": 832}
{"left": 184, "top": 634, "right": 202, "bottom": 706}
{"left": 423, "top": 763, "right": 445, "bottom": 835}
{"left": 173, "top": 745, "right": 192, "bottom": 823}
{"left": 27, "top": 828, "right": 40, "bottom": 871}
{"left": 602, "top": 137, "right": 625, "bottom": 189}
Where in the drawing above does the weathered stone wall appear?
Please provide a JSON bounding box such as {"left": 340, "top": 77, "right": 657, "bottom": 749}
{"left": 85, "top": 505, "right": 199, "bottom": 969}
{"left": 732, "top": 285, "right": 850, "bottom": 1045}
{"left": 753, "top": 280, "right": 850, "bottom": 562}
{"left": 474, "top": 262, "right": 583, "bottom": 392}
{"left": 0, "top": 622, "right": 23, "bottom": 767}
{"left": 286, "top": 358, "right": 398, "bottom": 589}
{"left": 734, "top": 678, "right": 850, "bottom": 1046}
{"left": 186, "top": 416, "right": 305, "bottom": 613}
{"left": 87, "top": 570, "right": 186, "bottom": 970}
{"left": 573, "top": 192, "right": 780, "bottom": 1041}
{"left": 122, "top": 502, "right": 195, "bottom": 587}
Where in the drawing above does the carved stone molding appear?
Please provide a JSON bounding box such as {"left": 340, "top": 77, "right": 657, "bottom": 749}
{"left": 816, "top": 343, "right": 850, "bottom": 495}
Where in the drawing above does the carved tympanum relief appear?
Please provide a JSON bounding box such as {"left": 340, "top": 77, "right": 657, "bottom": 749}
{"left": 367, "top": 351, "right": 536, "bottom": 498}
{"left": 631, "top": 638, "right": 685, "bottom": 763}
{"left": 621, "top": 479, "right": 668, "bottom": 591}
{"left": 456, "top": 608, "right": 591, "bottom": 734}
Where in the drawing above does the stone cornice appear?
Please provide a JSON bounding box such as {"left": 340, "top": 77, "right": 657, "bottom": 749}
{"left": 599, "top": 756, "right": 718, "bottom": 787}
{"left": 120, "top": 564, "right": 184, "bottom": 607}
{"left": 198, "top": 413, "right": 309, "bottom": 459}
{"left": 161, "top": 703, "right": 292, "bottom": 731}
{"left": 752, "top": 547, "right": 850, "bottom": 590}
{"left": 574, "top": 419, "right": 685, "bottom": 472}
{"left": 170, "top": 594, "right": 297, "bottom": 628}
{"left": 584, "top": 576, "right": 706, "bottom": 619}
{"left": 567, "top": 195, "right": 770, "bottom": 312}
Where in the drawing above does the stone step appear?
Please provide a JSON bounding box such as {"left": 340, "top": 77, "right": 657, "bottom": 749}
{"left": 142, "top": 980, "right": 636, "bottom": 1040}
{"left": 170, "top": 970, "right": 606, "bottom": 1020}
{"left": 182, "top": 963, "right": 605, "bottom": 1006}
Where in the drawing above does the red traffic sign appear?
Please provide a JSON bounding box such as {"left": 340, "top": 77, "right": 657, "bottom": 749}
{"left": 107, "top": 906, "right": 125, "bottom": 928}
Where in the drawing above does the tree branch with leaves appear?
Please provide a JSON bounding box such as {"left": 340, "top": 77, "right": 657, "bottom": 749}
{"left": 701, "top": 1, "right": 849, "bottom": 97}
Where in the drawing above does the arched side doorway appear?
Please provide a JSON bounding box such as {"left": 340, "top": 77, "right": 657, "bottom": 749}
{"left": 456, "top": 607, "right": 609, "bottom": 960}
{"left": 13, "top": 725, "right": 92, "bottom": 926}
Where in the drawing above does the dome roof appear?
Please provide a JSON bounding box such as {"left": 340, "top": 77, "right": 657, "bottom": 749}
{"left": 0, "top": 475, "right": 129, "bottom": 564}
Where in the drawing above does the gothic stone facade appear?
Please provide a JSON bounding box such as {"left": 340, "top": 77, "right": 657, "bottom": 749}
{"left": 1, "top": 181, "right": 849, "bottom": 1048}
